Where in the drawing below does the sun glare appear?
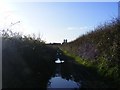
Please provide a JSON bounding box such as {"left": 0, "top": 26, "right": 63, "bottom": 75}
{"left": 0, "top": 1, "right": 8, "bottom": 12}
{"left": 0, "top": 1, "right": 27, "bottom": 34}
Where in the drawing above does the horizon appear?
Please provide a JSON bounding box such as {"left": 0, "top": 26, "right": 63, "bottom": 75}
{"left": 0, "top": 1, "right": 118, "bottom": 43}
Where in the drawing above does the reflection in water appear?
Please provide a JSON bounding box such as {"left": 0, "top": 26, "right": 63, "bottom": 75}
{"left": 55, "top": 58, "right": 64, "bottom": 63}
{"left": 47, "top": 57, "right": 81, "bottom": 89}
{"left": 48, "top": 76, "right": 80, "bottom": 88}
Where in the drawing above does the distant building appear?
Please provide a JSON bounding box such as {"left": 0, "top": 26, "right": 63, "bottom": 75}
{"left": 52, "top": 43, "right": 61, "bottom": 45}
{"left": 46, "top": 43, "right": 61, "bottom": 45}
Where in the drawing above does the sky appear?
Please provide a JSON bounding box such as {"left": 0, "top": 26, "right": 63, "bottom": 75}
{"left": 0, "top": 0, "right": 119, "bottom": 43}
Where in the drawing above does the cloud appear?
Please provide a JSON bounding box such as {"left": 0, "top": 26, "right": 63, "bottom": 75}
{"left": 67, "top": 26, "right": 92, "bottom": 30}
{"left": 67, "top": 27, "right": 77, "bottom": 30}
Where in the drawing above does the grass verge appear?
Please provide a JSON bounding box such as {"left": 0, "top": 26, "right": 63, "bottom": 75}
{"left": 61, "top": 49, "right": 120, "bottom": 88}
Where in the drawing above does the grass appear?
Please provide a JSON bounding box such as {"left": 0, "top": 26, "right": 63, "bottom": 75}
{"left": 60, "top": 18, "right": 120, "bottom": 88}
{"left": 61, "top": 49, "right": 120, "bottom": 88}
{"left": 1, "top": 18, "right": 120, "bottom": 88}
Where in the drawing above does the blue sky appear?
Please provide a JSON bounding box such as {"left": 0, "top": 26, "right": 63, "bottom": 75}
{"left": 0, "top": 1, "right": 118, "bottom": 43}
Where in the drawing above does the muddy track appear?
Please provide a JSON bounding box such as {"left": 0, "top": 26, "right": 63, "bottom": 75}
{"left": 50, "top": 49, "right": 109, "bottom": 88}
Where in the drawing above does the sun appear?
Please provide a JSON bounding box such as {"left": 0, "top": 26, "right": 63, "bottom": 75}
{"left": 0, "top": 0, "right": 24, "bottom": 33}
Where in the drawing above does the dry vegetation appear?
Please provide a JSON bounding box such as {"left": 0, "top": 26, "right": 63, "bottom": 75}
{"left": 61, "top": 18, "right": 120, "bottom": 88}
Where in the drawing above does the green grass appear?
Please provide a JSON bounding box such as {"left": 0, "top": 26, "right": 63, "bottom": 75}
{"left": 60, "top": 18, "right": 120, "bottom": 88}
{"left": 62, "top": 49, "right": 94, "bottom": 67}
{"left": 61, "top": 49, "right": 120, "bottom": 88}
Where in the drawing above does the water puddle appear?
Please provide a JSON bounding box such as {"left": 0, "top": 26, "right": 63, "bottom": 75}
{"left": 47, "top": 76, "right": 80, "bottom": 88}
{"left": 47, "top": 56, "right": 81, "bottom": 89}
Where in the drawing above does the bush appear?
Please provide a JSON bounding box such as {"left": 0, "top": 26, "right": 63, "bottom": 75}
{"left": 60, "top": 18, "right": 120, "bottom": 88}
